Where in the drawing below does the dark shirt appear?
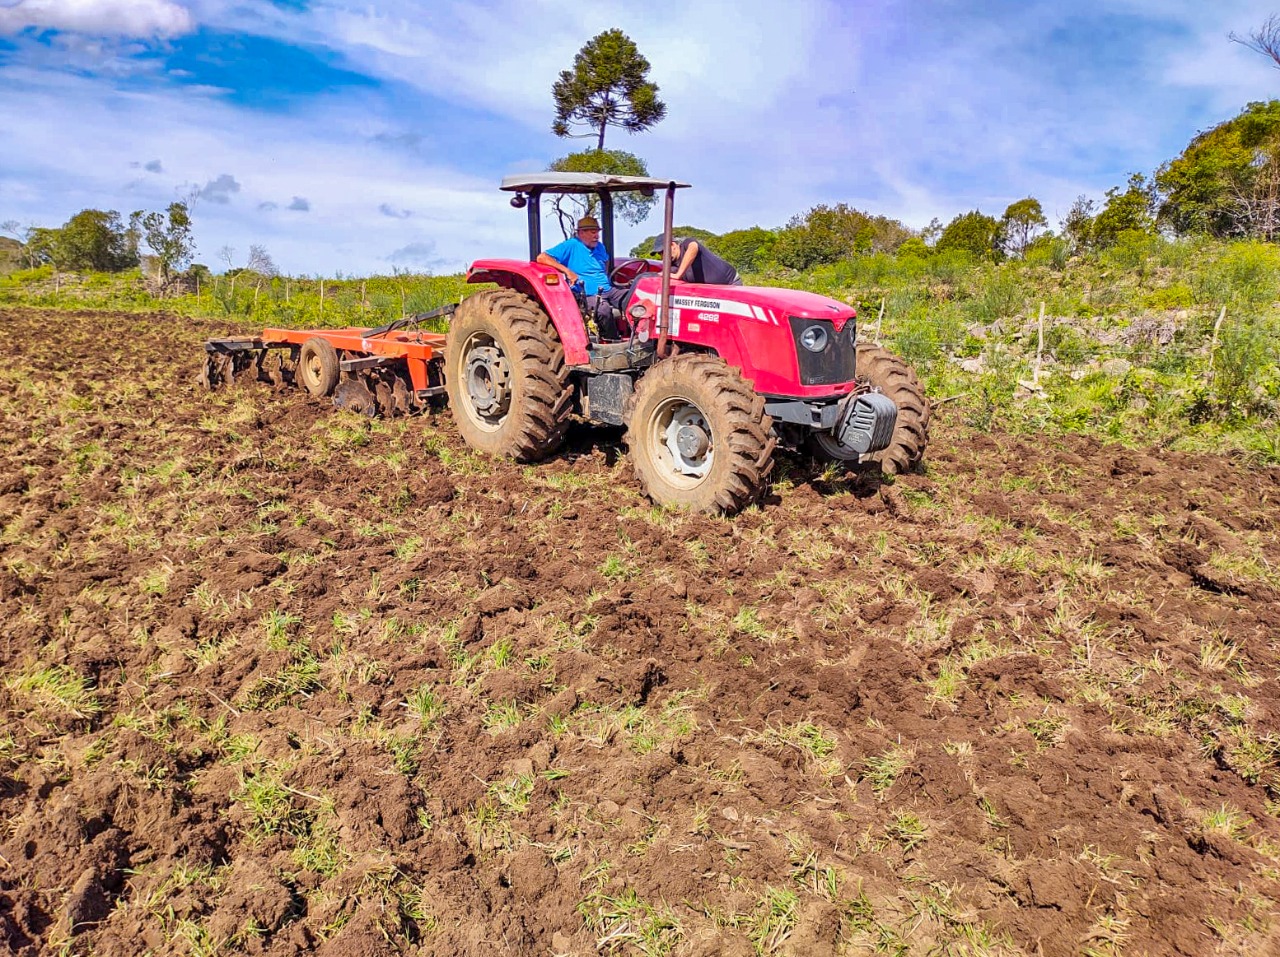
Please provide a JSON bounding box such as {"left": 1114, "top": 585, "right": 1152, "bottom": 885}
{"left": 678, "top": 240, "right": 741, "bottom": 285}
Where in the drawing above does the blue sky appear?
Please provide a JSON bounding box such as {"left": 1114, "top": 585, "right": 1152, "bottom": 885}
{"left": 1, "top": 0, "right": 1277, "bottom": 275}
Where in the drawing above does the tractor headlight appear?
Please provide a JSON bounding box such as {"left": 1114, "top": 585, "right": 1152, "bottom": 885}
{"left": 799, "top": 325, "right": 829, "bottom": 352}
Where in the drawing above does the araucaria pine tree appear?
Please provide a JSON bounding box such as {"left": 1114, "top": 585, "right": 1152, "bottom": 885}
{"left": 552, "top": 29, "right": 666, "bottom": 150}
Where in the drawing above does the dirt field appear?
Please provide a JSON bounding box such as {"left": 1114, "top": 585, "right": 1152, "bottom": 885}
{"left": 2, "top": 307, "right": 1279, "bottom": 957}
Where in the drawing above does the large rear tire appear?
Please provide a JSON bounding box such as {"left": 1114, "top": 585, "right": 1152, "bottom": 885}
{"left": 445, "top": 289, "right": 572, "bottom": 461}
{"left": 625, "top": 354, "right": 775, "bottom": 514}
{"left": 855, "top": 343, "right": 929, "bottom": 474}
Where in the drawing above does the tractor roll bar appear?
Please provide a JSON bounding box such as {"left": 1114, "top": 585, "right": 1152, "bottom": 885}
{"left": 526, "top": 190, "right": 541, "bottom": 256}
{"left": 601, "top": 193, "right": 615, "bottom": 273}
{"left": 657, "top": 183, "right": 677, "bottom": 359}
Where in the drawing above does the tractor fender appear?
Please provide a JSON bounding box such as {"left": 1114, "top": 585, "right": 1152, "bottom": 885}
{"left": 467, "top": 259, "right": 591, "bottom": 365}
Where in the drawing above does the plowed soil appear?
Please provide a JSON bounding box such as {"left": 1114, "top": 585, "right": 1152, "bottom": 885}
{"left": 2, "top": 307, "right": 1279, "bottom": 957}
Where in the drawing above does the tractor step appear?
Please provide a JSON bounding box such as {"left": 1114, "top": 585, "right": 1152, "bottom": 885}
{"left": 586, "top": 338, "right": 656, "bottom": 373}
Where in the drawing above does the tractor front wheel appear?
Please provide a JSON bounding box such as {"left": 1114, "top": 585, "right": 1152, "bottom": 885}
{"left": 852, "top": 343, "right": 930, "bottom": 474}
{"left": 445, "top": 289, "right": 572, "bottom": 461}
{"left": 626, "top": 354, "right": 775, "bottom": 514}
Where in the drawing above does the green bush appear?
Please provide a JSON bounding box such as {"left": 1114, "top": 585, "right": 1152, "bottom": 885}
{"left": 1212, "top": 319, "right": 1278, "bottom": 419}
{"left": 1043, "top": 324, "right": 1090, "bottom": 365}
{"left": 1194, "top": 241, "right": 1280, "bottom": 310}
{"left": 967, "top": 270, "right": 1026, "bottom": 324}
{"left": 1103, "top": 230, "right": 1161, "bottom": 271}
{"left": 1141, "top": 283, "right": 1195, "bottom": 310}
{"left": 1024, "top": 236, "right": 1070, "bottom": 270}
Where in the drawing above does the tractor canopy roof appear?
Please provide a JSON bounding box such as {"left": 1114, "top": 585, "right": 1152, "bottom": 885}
{"left": 500, "top": 173, "right": 690, "bottom": 194}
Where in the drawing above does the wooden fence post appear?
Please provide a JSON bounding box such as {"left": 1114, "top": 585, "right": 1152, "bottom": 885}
{"left": 1209, "top": 305, "right": 1227, "bottom": 381}
{"left": 1034, "top": 301, "right": 1045, "bottom": 388}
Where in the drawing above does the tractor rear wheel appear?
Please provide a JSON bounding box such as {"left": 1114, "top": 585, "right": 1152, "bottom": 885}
{"left": 853, "top": 343, "right": 930, "bottom": 474}
{"left": 445, "top": 289, "right": 572, "bottom": 461}
{"left": 298, "top": 337, "right": 340, "bottom": 397}
{"left": 625, "top": 354, "right": 775, "bottom": 514}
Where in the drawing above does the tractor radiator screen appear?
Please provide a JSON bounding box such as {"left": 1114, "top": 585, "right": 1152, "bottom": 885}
{"left": 788, "top": 317, "right": 857, "bottom": 386}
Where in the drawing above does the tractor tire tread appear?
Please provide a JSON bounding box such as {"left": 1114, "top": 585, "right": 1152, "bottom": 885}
{"left": 446, "top": 289, "right": 573, "bottom": 462}
{"left": 298, "top": 336, "right": 340, "bottom": 397}
{"left": 625, "top": 354, "right": 775, "bottom": 514}
{"left": 855, "top": 343, "right": 930, "bottom": 474}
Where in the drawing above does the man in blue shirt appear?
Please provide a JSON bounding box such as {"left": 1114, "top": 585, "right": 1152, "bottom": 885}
{"left": 536, "top": 215, "right": 623, "bottom": 339}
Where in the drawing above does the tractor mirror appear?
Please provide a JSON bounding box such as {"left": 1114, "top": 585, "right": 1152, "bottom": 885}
{"left": 639, "top": 187, "right": 654, "bottom": 197}
{"left": 510, "top": 193, "right": 527, "bottom": 209}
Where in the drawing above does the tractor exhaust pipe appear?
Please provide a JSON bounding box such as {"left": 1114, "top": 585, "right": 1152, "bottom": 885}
{"left": 657, "top": 183, "right": 676, "bottom": 358}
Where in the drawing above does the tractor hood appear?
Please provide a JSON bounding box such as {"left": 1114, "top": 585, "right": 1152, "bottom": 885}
{"left": 736, "top": 285, "right": 855, "bottom": 321}
{"left": 657, "top": 282, "right": 856, "bottom": 331}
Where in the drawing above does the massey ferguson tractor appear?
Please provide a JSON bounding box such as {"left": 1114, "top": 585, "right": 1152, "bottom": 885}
{"left": 201, "top": 173, "right": 929, "bottom": 514}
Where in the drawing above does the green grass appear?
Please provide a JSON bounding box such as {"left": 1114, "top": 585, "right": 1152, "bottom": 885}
{"left": 7, "top": 664, "right": 102, "bottom": 719}
{"left": 861, "top": 745, "right": 913, "bottom": 798}
{"left": 404, "top": 685, "right": 446, "bottom": 729}
{"left": 578, "top": 887, "right": 683, "bottom": 957}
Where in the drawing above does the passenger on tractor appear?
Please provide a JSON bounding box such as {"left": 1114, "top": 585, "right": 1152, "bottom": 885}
{"left": 654, "top": 236, "right": 743, "bottom": 286}
{"left": 536, "top": 215, "right": 630, "bottom": 340}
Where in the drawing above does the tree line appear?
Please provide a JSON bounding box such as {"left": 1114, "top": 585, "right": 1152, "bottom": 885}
{"left": 2, "top": 202, "right": 194, "bottom": 289}
{"left": 620, "top": 95, "right": 1280, "bottom": 274}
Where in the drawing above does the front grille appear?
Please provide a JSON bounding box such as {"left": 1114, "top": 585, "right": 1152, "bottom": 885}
{"left": 788, "top": 316, "right": 856, "bottom": 386}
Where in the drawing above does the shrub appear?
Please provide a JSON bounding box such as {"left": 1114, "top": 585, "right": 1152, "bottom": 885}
{"left": 1212, "top": 319, "right": 1278, "bottom": 419}
{"left": 1142, "top": 284, "right": 1195, "bottom": 310}
{"left": 967, "top": 270, "right": 1026, "bottom": 324}
{"left": 1194, "top": 241, "right": 1280, "bottom": 310}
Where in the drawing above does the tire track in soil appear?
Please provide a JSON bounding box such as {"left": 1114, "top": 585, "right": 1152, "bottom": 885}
{"left": 1, "top": 307, "right": 1279, "bottom": 956}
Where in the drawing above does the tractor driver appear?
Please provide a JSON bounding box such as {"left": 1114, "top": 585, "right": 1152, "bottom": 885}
{"left": 537, "top": 215, "right": 626, "bottom": 339}
{"left": 653, "top": 236, "right": 743, "bottom": 286}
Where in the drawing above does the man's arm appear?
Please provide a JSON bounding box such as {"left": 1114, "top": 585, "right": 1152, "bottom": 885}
{"left": 673, "top": 241, "right": 699, "bottom": 281}
{"left": 536, "top": 251, "right": 578, "bottom": 285}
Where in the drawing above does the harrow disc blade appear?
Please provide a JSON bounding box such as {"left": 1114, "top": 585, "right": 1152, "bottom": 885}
{"left": 334, "top": 378, "right": 378, "bottom": 417}
{"left": 391, "top": 377, "right": 412, "bottom": 415}
{"left": 198, "top": 354, "right": 235, "bottom": 390}
{"left": 375, "top": 380, "right": 396, "bottom": 417}
{"left": 257, "top": 349, "right": 288, "bottom": 388}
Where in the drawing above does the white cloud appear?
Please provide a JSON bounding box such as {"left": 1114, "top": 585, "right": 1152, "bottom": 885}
{"left": 0, "top": 71, "right": 525, "bottom": 274}
{"left": 0, "top": 0, "right": 195, "bottom": 38}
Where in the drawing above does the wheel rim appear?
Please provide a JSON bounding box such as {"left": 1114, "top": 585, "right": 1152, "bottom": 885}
{"left": 304, "top": 352, "right": 323, "bottom": 387}
{"left": 646, "top": 396, "right": 713, "bottom": 487}
{"left": 813, "top": 431, "right": 862, "bottom": 461}
{"left": 459, "top": 331, "right": 511, "bottom": 432}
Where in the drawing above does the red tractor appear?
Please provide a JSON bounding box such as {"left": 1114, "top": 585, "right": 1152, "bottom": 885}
{"left": 202, "top": 173, "right": 929, "bottom": 513}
